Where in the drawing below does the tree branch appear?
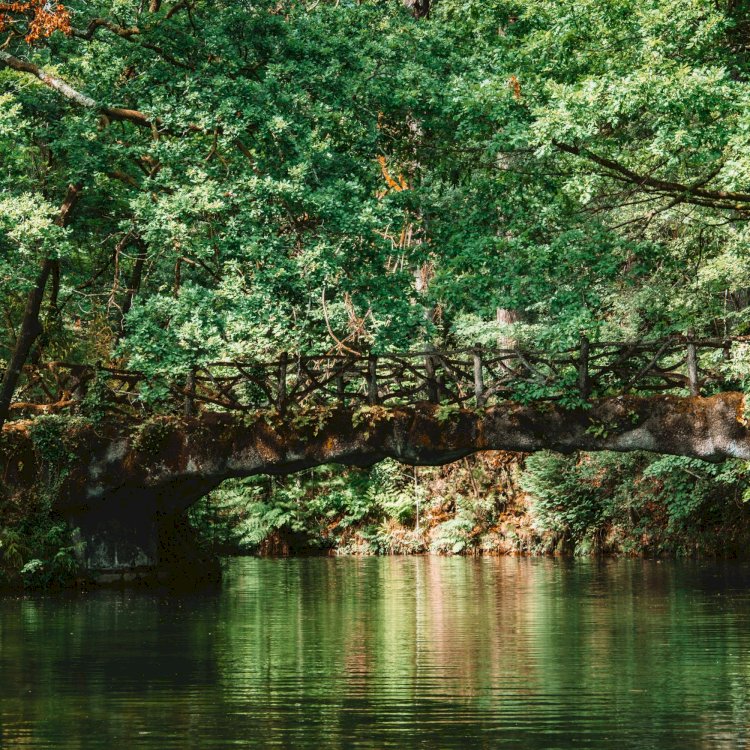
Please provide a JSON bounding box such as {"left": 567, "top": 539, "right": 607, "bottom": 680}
{"left": 554, "top": 141, "right": 750, "bottom": 209}
{"left": 71, "top": 18, "right": 192, "bottom": 70}
{"left": 0, "top": 49, "right": 155, "bottom": 129}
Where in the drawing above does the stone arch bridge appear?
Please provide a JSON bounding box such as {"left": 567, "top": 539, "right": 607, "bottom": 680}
{"left": 3, "top": 337, "right": 750, "bottom": 582}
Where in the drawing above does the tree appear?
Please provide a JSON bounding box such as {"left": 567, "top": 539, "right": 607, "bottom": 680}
{"left": 1, "top": 0, "right": 749, "bottom": 415}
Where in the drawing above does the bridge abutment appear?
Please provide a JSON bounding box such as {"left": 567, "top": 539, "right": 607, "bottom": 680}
{"left": 70, "top": 483, "right": 222, "bottom": 585}
{"left": 71, "top": 505, "right": 221, "bottom": 585}
{"left": 72, "top": 500, "right": 159, "bottom": 583}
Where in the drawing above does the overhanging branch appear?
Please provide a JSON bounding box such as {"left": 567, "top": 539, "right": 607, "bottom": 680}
{"left": 0, "top": 49, "right": 155, "bottom": 129}
{"left": 554, "top": 140, "right": 750, "bottom": 211}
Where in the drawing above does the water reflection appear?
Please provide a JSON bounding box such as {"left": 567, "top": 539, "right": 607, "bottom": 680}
{"left": 2, "top": 558, "right": 750, "bottom": 748}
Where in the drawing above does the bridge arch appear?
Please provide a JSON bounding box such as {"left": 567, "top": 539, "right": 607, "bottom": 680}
{"left": 2, "top": 392, "right": 748, "bottom": 582}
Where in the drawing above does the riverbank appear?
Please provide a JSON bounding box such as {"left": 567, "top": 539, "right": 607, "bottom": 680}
{"left": 190, "top": 451, "right": 750, "bottom": 561}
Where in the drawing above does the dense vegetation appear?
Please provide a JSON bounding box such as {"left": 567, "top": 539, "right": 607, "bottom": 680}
{"left": 187, "top": 452, "right": 750, "bottom": 559}
{"left": 3, "top": 0, "right": 750, "bottom": 584}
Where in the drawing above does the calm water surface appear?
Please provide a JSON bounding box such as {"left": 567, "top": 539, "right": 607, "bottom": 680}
{"left": 2, "top": 557, "right": 750, "bottom": 748}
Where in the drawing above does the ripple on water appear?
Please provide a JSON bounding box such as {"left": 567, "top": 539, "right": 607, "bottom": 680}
{"left": 2, "top": 557, "right": 750, "bottom": 749}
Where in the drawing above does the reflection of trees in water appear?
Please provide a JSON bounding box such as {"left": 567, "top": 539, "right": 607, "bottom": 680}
{"left": 207, "top": 559, "right": 750, "bottom": 747}
{"left": 0, "top": 591, "right": 226, "bottom": 747}
{"left": 4, "top": 559, "right": 750, "bottom": 748}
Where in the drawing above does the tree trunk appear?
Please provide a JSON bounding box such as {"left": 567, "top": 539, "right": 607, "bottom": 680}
{"left": 404, "top": 0, "right": 430, "bottom": 18}
{"left": 496, "top": 308, "right": 520, "bottom": 349}
{"left": 121, "top": 239, "right": 147, "bottom": 320}
{"left": 0, "top": 261, "right": 53, "bottom": 427}
{"left": 0, "top": 183, "right": 81, "bottom": 429}
{"left": 48, "top": 260, "right": 60, "bottom": 315}
{"left": 29, "top": 258, "right": 61, "bottom": 367}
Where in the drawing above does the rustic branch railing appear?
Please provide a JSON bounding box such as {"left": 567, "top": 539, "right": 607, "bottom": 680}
{"left": 8, "top": 335, "right": 750, "bottom": 417}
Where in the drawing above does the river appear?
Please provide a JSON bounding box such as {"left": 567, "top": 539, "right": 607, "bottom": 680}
{"left": 2, "top": 557, "right": 750, "bottom": 748}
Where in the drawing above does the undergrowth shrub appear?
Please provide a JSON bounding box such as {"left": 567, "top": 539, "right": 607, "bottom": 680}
{"left": 521, "top": 451, "right": 750, "bottom": 555}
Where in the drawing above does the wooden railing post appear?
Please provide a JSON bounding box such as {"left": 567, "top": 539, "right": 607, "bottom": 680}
{"left": 473, "top": 344, "right": 485, "bottom": 407}
{"left": 436, "top": 371, "right": 446, "bottom": 402}
{"left": 686, "top": 330, "right": 699, "bottom": 397}
{"left": 424, "top": 346, "right": 439, "bottom": 403}
{"left": 578, "top": 335, "right": 590, "bottom": 399}
{"left": 367, "top": 354, "right": 379, "bottom": 405}
{"left": 277, "top": 351, "right": 288, "bottom": 414}
{"left": 184, "top": 366, "right": 196, "bottom": 418}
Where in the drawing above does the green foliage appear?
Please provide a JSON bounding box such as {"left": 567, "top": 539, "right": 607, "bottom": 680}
{"left": 30, "top": 415, "right": 76, "bottom": 468}
{"left": 0, "top": 0, "right": 747, "bottom": 428}
{"left": 6, "top": 0, "right": 750, "bottom": 568}
{"left": 0, "top": 521, "right": 82, "bottom": 589}
{"left": 4, "top": 0, "right": 749, "bottom": 398}
{"left": 351, "top": 406, "right": 396, "bottom": 437}
{"left": 434, "top": 403, "right": 462, "bottom": 423}
{"left": 289, "top": 406, "right": 336, "bottom": 437}
{"left": 131, "top": 418, "right": 173, "bottom": 455}
{"left": 0, "top": 528, "right": 28, "bottom": 577}
{"left": 522, "top": 451, "right": 612, "bottom": 543}
{"left": 1, "top": 415, "right": 86, "bottom": 588}
{"left": 521, "top": 450, "right": 750, "bottom": 554}
{"left": 29, "top": 415, "right": 90, "bottom": 505}
{"left": 642, "top": 455, "right": 750, "bottom": 529}
{"left": 430, "top": 518, "right": 476, "bottom": 554}
{"left": 79, "top": 370, "right": 112, "bottom": 422}
{"left": 370, "top": 462, "right": 418, "bottom": 525}
{"left": 189, "top": 460, "right": 421, "bottom": 553}
{"left": 182, "top": 447, "right": 750, "bottom": 559}
{"left": 18, "top": 523, "right": 83, "bottom": 589}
